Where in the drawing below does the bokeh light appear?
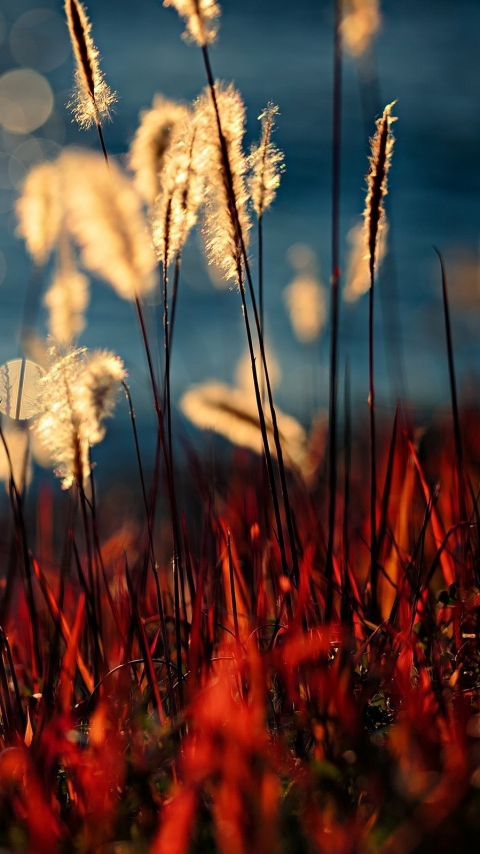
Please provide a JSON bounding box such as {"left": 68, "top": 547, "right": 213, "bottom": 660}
{"left": 0, "top": 69, "right": 54, "bottom": 134}
{"left": 10, "top": 10, "right": 70, "bottom": 73}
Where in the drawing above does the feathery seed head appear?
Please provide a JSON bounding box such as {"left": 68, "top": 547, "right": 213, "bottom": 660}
{"left": 44, "top": 235, "right": 89, "bottom": 344}
{"left": 60, "top": 149, "right": 157, "bottom": 300}
{"left": 194, "top": 83, "right": 251, "bottom": 284}
{"left": 284, "top": 274, "right": 327, "bottom": 343}
{"left": 152, "top": 116, "right": 204, "bottom": 266}
{"left": 163, "top": 0, "right": 220, "bottom": 46}
{"left": 64, "top": 0, "right": 116, "bottom": 129}
{"left": 344, "top": 221, "right": 388, "bottom": 302}
{"left": 341, "top": 0, "right": 381, "bottom": 57}
{"left": 16, "top": 162, "right": 62, "bottom": 265}
{"left": 129, "top": 95, "right": 190, "bottom": 207}
{"left": 249, "top": 103, "right": 284, "bottom": 218}
{"left": 34, "top": 345, "right": 125, "bottom": 488}
{"left": 180, "top": 380, "right": 306, "bottom": 468}
{"left": 363, "top": 101, "right": 396, "bottom": 276}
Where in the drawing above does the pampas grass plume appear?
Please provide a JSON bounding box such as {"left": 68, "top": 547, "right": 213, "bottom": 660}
{"left": 364, "top": 101, "right": 397, "bottom": 276}
{"left": 64, "top": 0, "right": 116, "bottom": 129}
{"left": 163, "top": 0, "right": 220, "bottom": 46}
{"left": 284, "top": 274, "right": 327, "bottom": 343}
{"left": 16, "top": 162, "right": 61, "bottom": 266}
{"left": 341, "top": 0, "right": 381, "bottom": 57}
{"left": 249, "top": 103, "right": 284, "bottom": 218}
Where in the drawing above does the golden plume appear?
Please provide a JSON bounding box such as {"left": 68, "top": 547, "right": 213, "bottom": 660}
{"left": 364, "top": 101, "right": 396, "bottom": 276}
{"left": 248, "top": 103, "right": 284, "bottom": 218}
{"left": 64, "top": 0, "right": 116, "bottom": 129}
{"left": 163, "top": 0, "right": 220, "bottom": 46}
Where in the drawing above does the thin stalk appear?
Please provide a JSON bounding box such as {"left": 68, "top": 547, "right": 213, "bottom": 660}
{"left": 369, "top": 260, "right": 377, "bottom": 620}
{"left": 326, "top": 0, "right": 343, "bottom": 620}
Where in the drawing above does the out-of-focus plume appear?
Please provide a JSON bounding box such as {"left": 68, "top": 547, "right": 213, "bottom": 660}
{"left": 248, "top": 103, "right": 284, "bottom": 218}
{"left": 60, "top": 149, "right": 157, "bottom": 300}
{"left": 0, "top": 420, "right": 32, "bottom": 491}
{"left": 180, "top": 380, "right": 306, "bottom": 469}
{"left": 44, "top": 237, "right": 89, "bottom": 344}
{"left": 163, "top": 0, "right": 220, "bottom": 46}
{"left": 128, "top": 95, "right": 190, "bottom": 208}
{"left": 284, "top": 275, "right": 327, "bottom": 343}
{"left": 64, "top": 0, "right": 116, "bottom": 129}
{"left": 16, "top": 162, "right": 61, "bottom": 266}
{"left": 34, "top": 345, "right": 125, "bottom": 488}
{"left": 152, "top": 115, "right": 204, "bottom": 266}
{"left": 194, "top": 83, "right": 251, "bottom": 284}
{"left": 343, "top": 221, "right": 388, "bottom": 302}
{"left": 364, "top": 101, "right": 396, "bottom": 276}
{"left": 341, "top": 0, "right": 381, "bottom": 57}
{"left": 235, "top": 346, "right": 281, "bottom": 396}
{"left": 284, "top": 244, "right": 327, "bottom": 342}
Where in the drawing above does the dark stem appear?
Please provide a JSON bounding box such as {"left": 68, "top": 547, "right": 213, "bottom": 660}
{"left": 326, "top": 0, "right": 343, "bottom": 621}
{"left": 369, "top": 261, "right": 377, "bottom": 621}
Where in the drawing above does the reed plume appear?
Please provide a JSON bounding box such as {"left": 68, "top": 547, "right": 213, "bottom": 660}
{"left": 284, "top": 273, "right": 327, "bottom": 343}
{"left": 163, "top": 0, "right": 220, "bottom": 46}
{"left": 152, "top": 114, "right": 204, "bottom": 267}
{"left": 248, "top": 103, "right": 284, "bottom": 218}
{"left": 64, "top": 0, "right": 116, "bottom": 130}
{"left": 44, "top": 237, "right": 89, "bottom": 344}
{"left": 343, "top": 221, "right": 388, "bottom": 302}
{"left": 129, "top": 95, "right": 190, "bottom": 208}
{"left": 60, "top": 150, "right": 157, "bottom": 300}
{"left": 34, "top": 345, "right": 125, "bottom": 489}
{"left": 16, "top": 162, "right": 61, "bottom": 266}
{"left": 364, "top": 101, "right": 396, "bottom": 277}
{"left": 341, "top": 0, "right": 381, "bottom": 57}
{"left": 194, "top": 83, "right": 251, "bottom": 283}
{"left": 180, "top": 380, "right": 306, "bottom": 469}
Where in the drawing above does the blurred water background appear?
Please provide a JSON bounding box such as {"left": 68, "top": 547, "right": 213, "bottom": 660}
{"left": 0, "top": 0, "right": 480, "bottom": 478}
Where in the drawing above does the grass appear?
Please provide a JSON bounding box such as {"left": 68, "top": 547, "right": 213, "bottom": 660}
{"left": 0, "top": 1, "right": 480, "bottom": 853}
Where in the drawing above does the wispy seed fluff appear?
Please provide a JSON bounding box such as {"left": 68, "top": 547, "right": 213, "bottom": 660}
{"left": 44, "top": 239, "right": 89, "bottom": 345}
{"left": 195, "top": 83, "right": 251, "bottom": 284}
{"left": 163, "top": 0, "right": 220, "bottom": 46}
{"left": 364, "top": 101, "right": 396, "bottom": 275}
{"left": 34, "top": 346, "right": 125, "bottom": 489}
{"left": 343, "top": 221, "right": 388, "bottom": 303}
{"left": 341, "top": 0, "right": 381, "bottom": 57}
{"left": 16, "top": 162, "right": 62, "bottom": 266}
{"left": 128, "top": 95, "right": 190, "bottom": 208}
{"left": 60, "top": 150, "right": 157, "bottom": 300}
{"left": 152, "top": 115, "right": 204, "bottom": 267}
{"left": 64, "top": 0, "right": 116, "bottom": 129}
{"left": 248, "top": 104, "right": 284, "bottom": 218}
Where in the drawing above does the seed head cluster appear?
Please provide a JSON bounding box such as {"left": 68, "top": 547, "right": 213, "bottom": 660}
{"left": 163, "top": 0, "right": 220, "bottom": 46}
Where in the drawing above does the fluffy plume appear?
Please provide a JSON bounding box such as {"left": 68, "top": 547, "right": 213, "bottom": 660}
{"left": 34, "top": 346, "right": 125, "bottom": 488}
{"left": 180, "top": 380, "right": 306, "bottom": 469}
{"left": 163, "top": 0, "right": 220, "bottom": 46}
{"left": 128, "top": 95, "right": 190, "bottom": 207}
{"left": 364, "top": 101, "right": 396, "bottom": 275}
{"left": 152, "top": 116, "right": 204, "bottom": 266}
{"left": 64, "top": 0, "right": 116, "bottom": 129}
{"left": 248, "top": 104, "right": 284, "bottom": 218}
{"left": 284, "top": 274, "right": 327, "bottom": 343}
{"left": 194, "top": 83, "right": 251, "bottom": 284}
{"left": 16, "top": 162, "right": 62, "bottom": 266}
{"left": 60, "top": 149, "right": 157, "bottom": 300}
{"left": 341, "top": 0, "right": 381, "bottom": 57}
{"left": 343, "top": 221, "right": 388, "bottom": 303}
{"left": 235, "top": 346, "right": 281, "bottom": 395}
{"left": 0, "top": 421, "right": 32, "bottom": 491}
{"left": 44, "top": 238, "right": 89, "bottom": 344}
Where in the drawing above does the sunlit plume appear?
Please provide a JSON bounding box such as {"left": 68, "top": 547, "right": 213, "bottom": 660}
{"left": 180, "top": 381, "right": 306, "bottom": 469}
{"left": 235, "top": 345, "right": 281, "bottom": 395}
{"left": 364, "top": 101, "right": 396, "bottom": 275}
{"left": 194, "top": 83, "right": 251, "bottom": 284}
{"left": 60, "top": 150, "right": 157, "bottom": 300}
{"left": 64, "top": 0, "right": 116, "bottom": 129}
{"left": 128, "top": 95, "right": 190, "bottom": 207}
{"left": 248, "top": 103, "right": 284, "bottom": 218}
{"left": 163, "top": 0, "right": 220, "bottom": 46}
{"left": 16, "top": 162, "right": 61, "bottom": 266}
{"left": 44, "top": 237, "right": 89, "bottom": 344}
{"left": 152, "top": 116, "right": 204, "bottom": 267}
{"left": 341, "top": 0, "right": 381, "bottom": 57}
{"left": 33, "top": 345, "right": 125, "bottom": 489}
{"left": 284, "top": 274, "right": 327, "bottom": 343}
{"left": 343, "top": 220, "right": 388, "bottom": 302}
{"left": 0, "top": 420, "right": 32, "bottom": 492}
